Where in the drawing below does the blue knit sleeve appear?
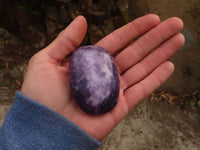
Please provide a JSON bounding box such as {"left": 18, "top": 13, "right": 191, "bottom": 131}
{"left": 0, "top": 91, "right": 102, "bottom": 150}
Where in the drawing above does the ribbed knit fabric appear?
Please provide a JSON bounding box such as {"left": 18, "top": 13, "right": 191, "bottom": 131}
{"left": 0, "top": 91, "right": 102, "bottom": 150}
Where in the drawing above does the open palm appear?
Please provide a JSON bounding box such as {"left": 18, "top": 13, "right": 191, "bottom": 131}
{"left": 21, "top": 15, "right": 184, "bottom": 141}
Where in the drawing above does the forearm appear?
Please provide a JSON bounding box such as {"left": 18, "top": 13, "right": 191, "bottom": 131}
{"left": 0, "top": 91, "right": 102, "bottom": 150}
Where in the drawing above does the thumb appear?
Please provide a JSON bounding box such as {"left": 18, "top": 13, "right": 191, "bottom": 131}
{"left": 44, "top": 15, "right": 87, "bottom": 61}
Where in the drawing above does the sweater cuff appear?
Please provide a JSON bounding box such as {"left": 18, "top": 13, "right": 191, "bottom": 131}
{"left": 1, "top": 91, "right": 102, "bottom": 150}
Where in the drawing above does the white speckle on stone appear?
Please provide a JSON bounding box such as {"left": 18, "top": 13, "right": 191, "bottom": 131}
{"left": 80, "top": 51, "right": 113, "bottom": 106}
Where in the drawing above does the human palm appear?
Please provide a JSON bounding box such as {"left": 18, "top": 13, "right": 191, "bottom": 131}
{"left": 21, "top": 15, "right": 184, "bottom": 141}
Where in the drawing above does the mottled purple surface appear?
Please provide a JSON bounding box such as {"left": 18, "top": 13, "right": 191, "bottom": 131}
{"left": 69, "top": 45, "right": 119, "bottom": 115}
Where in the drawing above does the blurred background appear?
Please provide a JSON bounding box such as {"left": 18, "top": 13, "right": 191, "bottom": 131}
{"left": 0, "top": 0, "right": 199, "bottom": 149}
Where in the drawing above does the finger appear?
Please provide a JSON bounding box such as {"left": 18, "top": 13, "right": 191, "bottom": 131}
{"left": 122, "top": 33, "right": 185, "bottom": 90}
{"left": 44, "top": 15, "right": 87, "bottom": 62}
{"left": 124, "top": 61, "right": 174, "bottom": 110}
{"left": 95, "top": 14, "right": 160, "bottom": 55}
{"left": 115, "top": 17, "right": 183, "bottom": 74}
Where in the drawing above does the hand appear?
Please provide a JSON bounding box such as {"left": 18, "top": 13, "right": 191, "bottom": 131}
{"left": 21, "top": 14, "right": 184, "bottom": 141}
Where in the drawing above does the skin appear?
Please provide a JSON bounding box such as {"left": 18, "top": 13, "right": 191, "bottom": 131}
{"left": 21, "top": 14, "right": 185, "bottom": 141}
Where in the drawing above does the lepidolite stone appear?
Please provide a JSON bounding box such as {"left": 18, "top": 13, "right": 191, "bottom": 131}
{"left": 69, "top": 45, "right": 119, "bottom": 115}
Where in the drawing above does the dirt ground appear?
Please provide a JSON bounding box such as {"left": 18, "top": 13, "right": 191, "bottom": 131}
{"left": 99, "top": 100, "right": 200, "bottom": 150}
{"left": 0, "top": 0, "right": 200, "bottom": 149}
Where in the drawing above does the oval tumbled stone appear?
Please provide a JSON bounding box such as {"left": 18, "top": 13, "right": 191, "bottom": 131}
{"left": 69, "top": 45, "right": 119, "bottom": 115}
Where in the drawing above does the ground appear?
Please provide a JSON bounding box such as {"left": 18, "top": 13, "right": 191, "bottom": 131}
{"left": 0, "top": 0, "right": 200, "bottom": 149}
{"left": 99, "top": 100, "right": 200, "bottom": 150}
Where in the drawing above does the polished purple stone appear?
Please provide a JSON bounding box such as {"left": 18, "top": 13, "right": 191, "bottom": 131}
{"left": 69, "top": 45, "right": 119, "bottom": 115}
